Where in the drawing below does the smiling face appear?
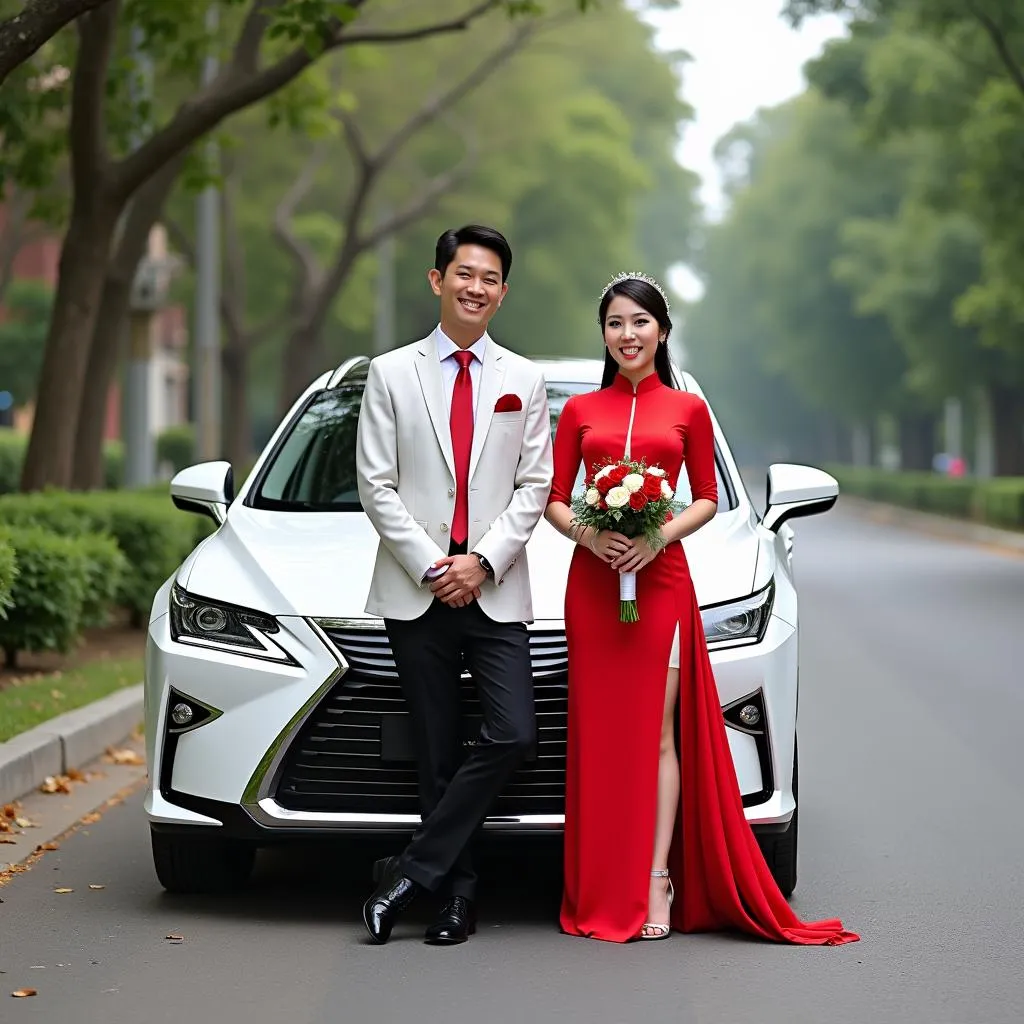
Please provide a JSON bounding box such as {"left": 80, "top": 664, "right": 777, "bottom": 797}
{"left": 603, "top": 294, "right": 666, "bottom": 378}
{"left": 428, "top": 243, "right": 508, "bottom": 346}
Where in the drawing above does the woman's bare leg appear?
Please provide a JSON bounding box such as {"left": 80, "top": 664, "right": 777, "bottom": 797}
{"left": 643, "top": 665, "right": 680, "bottom": 936}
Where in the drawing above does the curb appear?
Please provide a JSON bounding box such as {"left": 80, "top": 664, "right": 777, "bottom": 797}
{"left": 0, "top": 683, "right": 143, "bottom": 806}
{"left": 840, "top": 495, "right": 1024, "bottom": 556}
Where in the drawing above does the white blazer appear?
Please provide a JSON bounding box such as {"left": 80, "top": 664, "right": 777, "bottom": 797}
{"left": 355, "top": 333, "right": 553, "bottom": 622}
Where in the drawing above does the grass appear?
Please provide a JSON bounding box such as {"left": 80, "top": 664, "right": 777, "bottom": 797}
{"left": 0, "top": 655, "right": 144, "bottom": 743}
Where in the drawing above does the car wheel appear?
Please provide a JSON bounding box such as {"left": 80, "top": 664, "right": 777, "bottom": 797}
{"left": 151, "top": 828, "right": 256, "bottom": 894}
{"left": 756, "top": 741, "right": 798, "bottom": 899}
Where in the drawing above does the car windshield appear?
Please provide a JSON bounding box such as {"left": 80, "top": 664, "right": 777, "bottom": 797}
{"left": 250, "top": 374, "right": 733, "bottom": 513}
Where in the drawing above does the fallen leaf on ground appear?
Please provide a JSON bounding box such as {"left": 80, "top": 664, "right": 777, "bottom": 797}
{"left": 66, "top": 768, "right": 87, "bottom": 782}
{"left": 2, "top": 804, "right": 16, "bottom": 819}
{"left": 104, "top": 747, "right": 144, "bottom": 766}
{"left": 37, "top": 842, "right": 59, "bottom": 852}
{"left": 88, "top": 884, "right": 104, "bottom": 890}
{"left": 0, "top": 839, "right": 15, "bottom": 845}
{"left": 11, "top": 989, "right": 37, "bottom": 998}
{"left": 164, "top": 934, "right": 184, "bottom": 942}
{"left": 40, "top": 775, "right": 72, "bottom": 794}
{"left": 80, "top": 812, "right": 101, "bottom": 825}
{"left": 14, "top": 817, "right": 37, "bottom": 829}
{"left": 54, "top": 887, "right": 73, "bottom": 894}
{"left": 50, "top": 689, "right": 64, "bottom": 700}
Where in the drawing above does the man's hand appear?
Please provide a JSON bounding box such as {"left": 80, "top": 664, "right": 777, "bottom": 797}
{"left": 429, "top": 554, "right": 487, "bottom": 607}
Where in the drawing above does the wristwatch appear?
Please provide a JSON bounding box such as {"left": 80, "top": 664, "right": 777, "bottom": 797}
{"left": 472, "top": 552, "right": 494, "bottom": 576}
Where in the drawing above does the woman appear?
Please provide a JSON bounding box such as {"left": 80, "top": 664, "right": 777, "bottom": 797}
{"left": 545, "top": 272, "right": 858, "bottom": 945}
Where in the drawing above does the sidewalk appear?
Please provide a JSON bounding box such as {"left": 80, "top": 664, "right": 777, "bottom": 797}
{"left": 0, "top": 684, "right": 143, "bottom": 806}
{"left": 840, "top": 495, "right": 1024, "bottom": 557}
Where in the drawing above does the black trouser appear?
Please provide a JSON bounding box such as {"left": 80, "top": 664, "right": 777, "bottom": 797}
{"left": 384, "top": 592, "right": 534, "bottom": 900}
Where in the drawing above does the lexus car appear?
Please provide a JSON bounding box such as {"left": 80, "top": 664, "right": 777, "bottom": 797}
{"left": 144, "top": 356, "right": 838, "bottom": 897}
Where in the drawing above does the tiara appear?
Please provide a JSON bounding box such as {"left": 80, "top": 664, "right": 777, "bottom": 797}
{"left": 599, "top": 271, "right": 670, "bottom": 313}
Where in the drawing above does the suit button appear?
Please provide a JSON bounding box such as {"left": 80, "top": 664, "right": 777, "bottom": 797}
{"left": 441, "top": 523, "right": 449, "bottom": 533}
{"left": 448, "top": 488, "right": 455, "bottom": 497}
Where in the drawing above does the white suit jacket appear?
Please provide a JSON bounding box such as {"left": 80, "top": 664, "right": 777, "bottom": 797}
{"left": 355, "top": 333, "right": 553, "bottom": 622}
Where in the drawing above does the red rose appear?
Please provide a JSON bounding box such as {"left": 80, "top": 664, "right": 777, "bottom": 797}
{"left": 595, "top": 474, "right": 615, "bottom": 495}
{"left": 628, "top": 491, "right": 648, "bottom": 511}
{"left": 642, "top": 476, "right": 663, "bottom": 499}
{"left": 608, "top": 465, "right": 629, "bottom": 485}
{"left": 598, "top": 500, "right": 608, "bottom": 510}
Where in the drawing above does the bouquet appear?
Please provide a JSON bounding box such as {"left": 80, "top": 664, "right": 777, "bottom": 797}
{"left": 570, "top": 459, "right": 681, "bottom": 622}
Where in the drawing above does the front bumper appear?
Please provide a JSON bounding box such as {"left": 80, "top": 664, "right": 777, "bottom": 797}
{"left": 145, "top": 611, "right": 798, "bottom": 839}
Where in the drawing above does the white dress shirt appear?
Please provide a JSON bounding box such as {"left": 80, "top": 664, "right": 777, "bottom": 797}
{"left": 435, "top": 325, "right": 488, "bottom": 421}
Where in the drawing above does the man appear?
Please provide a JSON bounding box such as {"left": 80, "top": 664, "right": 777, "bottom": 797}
{"left": 355, "top": 224, "right": 553, "bottom": 945}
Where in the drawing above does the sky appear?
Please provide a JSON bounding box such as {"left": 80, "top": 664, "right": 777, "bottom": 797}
{"left": 643, "top": 0, "right": 848, "bottom": 300}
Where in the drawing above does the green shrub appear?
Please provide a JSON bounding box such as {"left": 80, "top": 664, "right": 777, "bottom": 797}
{"left": 0, "top": 432, "right": 124, "bottom": 493}
{"left": 0, "top": 490, "right": 203, "bottom": 624}
{"left": 0, "top": 526, "right": 89, "bottom": 668}
{"left": 156, "top": 424, "right": 195, "bottom": 474}
{"left": 0, "top": 533, "right": 17, "bottom": 619}
{"left": 74, "top": 532, "right": 129, "bottom": 628}
{"left": 827, "top": 465, "right": 1024, "bottom": 531}
{"left": 103, "top": 439, "right": 125, "bottom": 489}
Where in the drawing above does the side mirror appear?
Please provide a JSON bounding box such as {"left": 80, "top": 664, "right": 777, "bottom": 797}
{"left": 170, "top": 461, "right": 234, "bottom": 526}
{"left": 762, "top": 463, "right": 838, "bottom": 533}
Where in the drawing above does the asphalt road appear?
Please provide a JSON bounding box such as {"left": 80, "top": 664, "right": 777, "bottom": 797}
{"left": 1, "top": 505, "right": 1021, "bottom": 1024}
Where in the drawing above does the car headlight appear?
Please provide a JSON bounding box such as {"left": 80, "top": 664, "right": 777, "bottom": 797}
{"left": 701, "top": 582, "right": 774, "bottom": 647}
{"left": 170, "top": 584, "right": 295, "bottom": 663}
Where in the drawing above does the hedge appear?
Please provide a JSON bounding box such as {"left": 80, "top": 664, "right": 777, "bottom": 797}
{"left": 156, "top": 424, "right": 195, "bottom": 474}
{"left": 0, "top": 432, "right": 125, "bottom": 492}
{"left": 0, "top": 491, "right": 207, "bottom": 625}
{"left": 0, "top": 533, "right": 16, "bottom": 620}
{"left": 827, "top": 465, "right": 1024, "bottom": 530}
{"left": 0, "top": 526, "right": 90, "bottom": 667}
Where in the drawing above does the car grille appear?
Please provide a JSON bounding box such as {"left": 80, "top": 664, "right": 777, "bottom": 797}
{"left": 273, "top": 625, "right": 568, "bottom": 816}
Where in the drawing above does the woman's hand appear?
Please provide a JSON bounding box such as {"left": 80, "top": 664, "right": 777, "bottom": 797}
{"left": 611, "top": 531, "right": 665, "bottom": 573}
{"left": 587, "top": 529, "right": 632, "bottom": 564}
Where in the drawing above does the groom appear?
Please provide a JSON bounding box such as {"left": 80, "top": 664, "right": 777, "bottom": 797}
{"left": 355, "top": 225, "right": 553, "bottom": 944}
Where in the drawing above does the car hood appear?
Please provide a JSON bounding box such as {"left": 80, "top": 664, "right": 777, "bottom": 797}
{"left": 181, "top": 504, "right": 763, "bottom": 620}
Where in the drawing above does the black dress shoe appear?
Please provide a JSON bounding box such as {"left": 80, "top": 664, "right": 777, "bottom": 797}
{"left": 424, "top": 896, "right": 477, "bottom": 945}
{"left": 362, "top": 855, "right": 419, "bottom": 945}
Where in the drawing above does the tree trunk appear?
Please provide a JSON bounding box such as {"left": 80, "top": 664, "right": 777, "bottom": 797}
{"left": 278, "top": 322, "right": 323, "bottom": 417}
{"left": 71, "top": 158, "right": 183, "bottom": 490}
{"left": 19, "top": 194, "right": 121, "bottom": 491}
{"left": 989, "top": 383, "right": 1024, "bottom": 477}
{"left": 897, "top": 412, "right": 936, "bottom": 472}
{"left": 222, "top": 337, "right": 250, "bottom": 472}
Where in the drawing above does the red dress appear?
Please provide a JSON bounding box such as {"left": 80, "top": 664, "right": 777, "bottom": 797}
{"left": 549, "top": 373, "right": 858, "bottom": 945}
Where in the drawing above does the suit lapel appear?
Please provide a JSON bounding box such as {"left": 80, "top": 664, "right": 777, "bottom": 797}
{"left": 469, "top": 342, "right": 506, "bottom": 482}
{"left": 414, "top": 335, "right": 456, "bottom": 479}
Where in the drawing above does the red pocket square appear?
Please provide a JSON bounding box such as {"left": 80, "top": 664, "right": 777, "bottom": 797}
{"left": 494, "top": 393, "right": 522, "bottom": 413}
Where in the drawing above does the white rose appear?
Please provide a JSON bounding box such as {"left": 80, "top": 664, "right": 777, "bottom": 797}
{"left": 585, "top": 487, "right": 601, "bottom": 507}
{"left": 646, "top": 466, "right": 667, "bottom": 477}
{"left": 605, "top": 486, "right": 630, "bottom": 508}
{"left": 622, "top": 473, "right": 645, "bottom": 493}
{"left": 660, "top": 480, "right": 674, "bottom": 499}
{"left": 594, "top": 465, "right": 614, "bottom": 480}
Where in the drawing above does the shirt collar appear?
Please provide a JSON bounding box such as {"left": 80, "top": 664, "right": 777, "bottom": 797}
{"left": 435, "top": 325, "right": 488, "bottom": 364}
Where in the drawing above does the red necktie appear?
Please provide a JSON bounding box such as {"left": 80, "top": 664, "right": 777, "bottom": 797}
{"left": 450, "top": 350, "right": 474, "bottom": 545}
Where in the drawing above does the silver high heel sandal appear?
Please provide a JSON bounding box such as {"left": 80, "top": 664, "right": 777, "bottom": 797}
{"left": 640, "top": 869, "right": 675, "bottom": 940}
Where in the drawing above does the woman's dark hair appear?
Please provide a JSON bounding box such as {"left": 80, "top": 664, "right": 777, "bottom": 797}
{"left": 435, "top": 224, "right": 513, "bottom": 282}
{"left": 598, "top": 277, "right": 677, "bottom": 389}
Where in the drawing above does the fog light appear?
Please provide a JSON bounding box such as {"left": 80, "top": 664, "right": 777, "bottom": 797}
{"left": 738, "top": 704, "right": 761, "bottom": 727}
{"left": 170, "top": 702, "right": 194, "bottom": 727}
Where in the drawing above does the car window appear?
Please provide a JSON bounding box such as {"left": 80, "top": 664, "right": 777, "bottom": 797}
{"left": 252, "top": 384, "right": 363, "bottom": 512}
{"left": 250, "top": 373, "right": 734, "bottom": 513}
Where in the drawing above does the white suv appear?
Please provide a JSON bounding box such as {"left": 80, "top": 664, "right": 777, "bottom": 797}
{"left": 144, "top": 356, "right": 837, "bottom": 898}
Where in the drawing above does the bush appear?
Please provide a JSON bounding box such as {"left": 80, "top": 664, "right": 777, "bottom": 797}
{"left": 0, "top": 533, "right": 16, "bottom": 620}
{"left": 75, "top": 532, "right": 128, "bottom": 628}
{"left": 156, "top": 424, "right": 195, "bottom": 474}
{"left": 827, "top": 465, "right": 1024, "bottom": 531}
{"left": 0, "top": 526, "right": 89, "bottom": 668}
{"left": 0, "top": 490, "right": 202, "bottom": 624}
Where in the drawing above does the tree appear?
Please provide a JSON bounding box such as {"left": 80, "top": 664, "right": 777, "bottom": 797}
{"left": 13, "top": 0, "right": 582, "bottom": 492}
{"left": 0, "top": 0, "right": 111, "bottom": 87}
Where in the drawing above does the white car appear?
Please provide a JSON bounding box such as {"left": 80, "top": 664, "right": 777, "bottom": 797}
{"left": 144, "top": 356, "right": 837, "bottom": 898}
